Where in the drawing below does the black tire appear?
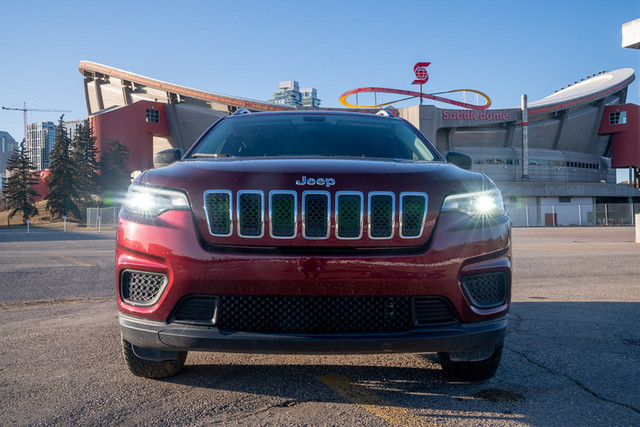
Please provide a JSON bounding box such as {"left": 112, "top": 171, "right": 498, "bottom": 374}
{"left": 121, "top": 338, "right": 187, "bottom": 378}
{"left": 438, "top": 343, "right": 503, "bottom": 382}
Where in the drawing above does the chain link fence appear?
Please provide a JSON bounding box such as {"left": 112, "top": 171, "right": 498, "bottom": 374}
{"left": 86, "top": 207, "right": 118, "bottom": 229}
{"left": 83, "top": 204, "right": 638, "bottom": 229}
{"left": 505, "top": 203, "right": 640, "bottom": 227}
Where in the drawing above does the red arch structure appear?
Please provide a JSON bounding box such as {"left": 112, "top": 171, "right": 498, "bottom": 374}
{"left": 339, "top": 87, "right": 492, "bottom": 110}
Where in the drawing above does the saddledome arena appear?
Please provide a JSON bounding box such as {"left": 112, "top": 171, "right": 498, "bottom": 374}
{"left": 79, "top": 62, "right": 640, "bottom": 226}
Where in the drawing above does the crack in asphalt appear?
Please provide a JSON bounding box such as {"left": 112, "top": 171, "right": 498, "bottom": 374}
{"left": 506, "top": 346, "right": 640, "bottom": 415}
{"left": 207, "top": 399, "right": 328, "bottom": 425}
{"left": 0, "top": 297, "right": 112, "bottom": 310}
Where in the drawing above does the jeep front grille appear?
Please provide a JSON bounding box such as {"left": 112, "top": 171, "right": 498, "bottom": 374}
{"left": 270, "top": 191, "right": 297, "bottom": 238}
{"left": 172, "top": 295, "right": 458, "bottom": 332}
{"left": 205, "top": 190, "right": 232, "bottom": 236}
{"left": 238, "top": 191, "right": 264, "bottom": 237}
{"left": 204, "top": 190, "right": 427, "bottom": 240}
{"left": 303, "top": 191, "right": 330, "bottom": 239}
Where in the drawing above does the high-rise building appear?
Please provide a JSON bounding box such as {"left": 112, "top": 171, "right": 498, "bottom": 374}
{"left": 0, "top": 131, "right": 18, "bottom": 190}
{"left": 270, "top": 81, "right": 320, "bottom": 107}
{"left": 270, "top": 80, "right": 302, "bottom": 106}
{"left": 26, "top": 119, "right": 86, "bottom": 170}
{"left": 65, "top": 119, "right": 85, "bottom": 141}
{"left": 301, "top": 88, "right": 321, "bottom": 107}
{"left": 27, "top": 121, "right": 56, "bottom": 171}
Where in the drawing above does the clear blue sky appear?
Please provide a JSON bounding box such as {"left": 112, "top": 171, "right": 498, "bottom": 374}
{"left": 1, "top": 0, "right": 638, "bottom": 142}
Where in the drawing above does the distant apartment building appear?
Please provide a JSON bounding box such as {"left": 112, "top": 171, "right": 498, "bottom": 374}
{"left": 65, "top": 119, "right": 85, "bottom": 141}
{"left": 26, "top": 119, "right": 86, "bottom": 170}
{"left": 301, "top": 87, "right": 321, "bottom": 107}
{"left": 0, "top": 131, "right": 17, "bottom": 189}
{"left": 27, "top": 121, "right": 56, "bottom": 170}
{"left": 270, "top": 80, "right": 320, "bottom": 107}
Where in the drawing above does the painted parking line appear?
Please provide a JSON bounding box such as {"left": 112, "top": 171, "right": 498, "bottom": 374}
{"left": 12, "top": 242, "right": 24, "bottom": 251}
{"left": 59, "top": 255, "right": 95, "bottom": 267}
{"left": 67, "top": 241, "right": 85, "bottom": 248}
{"left": 316, "top": 374, "right": 432, "bottom": 427}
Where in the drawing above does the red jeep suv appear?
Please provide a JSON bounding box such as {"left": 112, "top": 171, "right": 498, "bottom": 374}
{"left": 117, "top": 110, "right": 511, "bottom": 381}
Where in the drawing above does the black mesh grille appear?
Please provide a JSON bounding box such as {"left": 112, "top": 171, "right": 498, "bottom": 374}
{"left": 219, "top": 295, "right": 412, "bottom": 333}
{"left": 337, "top": 194, "right": 362, "bottom": 238}
{"left": 461, "top": 273, "right": 507, "bottom": 308}
{"left": 304, "top": 193, "right": 329, "bottom": 238}
{"left": 121, "top": 271, "right": 167, "bottom": 306}
{"left": 205, "top": 192, "right": 231, "bottom": 236}
{"left": 370, "top": 194, "right": 394, "bottom": 238}
{"left": 171, "top": 295, "right": 458, "bottom": 333}
{"left": 271, "top": 193, "right": 296, "bottom": 238}
{"left": 239, "top": 193, "right": 263, "bottom": 237}
{"left": 401, "top": 195, "right": 426, "bottom": 238}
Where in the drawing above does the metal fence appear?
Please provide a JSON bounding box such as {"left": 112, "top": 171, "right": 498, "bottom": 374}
{"left": 83, "top": 204, "right": 638, "bottom": 228}
{"left": 505, "top": 203, "right": 640, "bottom": 227}
{"left": 86, "top": 207, "right": 118, "bottom": 229}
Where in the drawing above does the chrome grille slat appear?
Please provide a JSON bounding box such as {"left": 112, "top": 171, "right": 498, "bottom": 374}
{"left": 303, "top": 191, "right": 330, "bottom": 239}
{"left": 204, "top": 190, "right": 427, "bottom": 240}
{"left": 400, "top": 192, "right": 428, "bottom": 238}
{"left": 336, "top": 192, "right": 363, "bottom": 239}
{"left": 204, "top": 190, "right": 232, "bottom": 236}
{"left": 369, "top": 192, "right": 395, "bottom": 239}
{"left": 270, "top": 191, "right": 297, "bottom": 238}
{"left": 238, "top": 191, "right": 264, "bottom": 238}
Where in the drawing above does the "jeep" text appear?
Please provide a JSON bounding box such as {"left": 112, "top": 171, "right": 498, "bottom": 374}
{"left": 295, "top": 176, "right": 336, "bottom": 187}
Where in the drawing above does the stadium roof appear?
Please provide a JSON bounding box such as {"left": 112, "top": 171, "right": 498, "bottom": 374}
{"left": 528, "top": 68, "right": 635, "bottom": 114}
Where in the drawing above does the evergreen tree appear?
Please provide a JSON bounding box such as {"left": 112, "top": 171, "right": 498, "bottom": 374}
{"left": 2, "top": 140, "right": 40, "bottom": 224}
{"left": 70, "top": 120, "right": 99, "bottom": 208}
{"left": 99, "top": 139, "right": 131, "bottom": 206}
{"left": 46, "top": 116, "right": 81, "bottom": 219}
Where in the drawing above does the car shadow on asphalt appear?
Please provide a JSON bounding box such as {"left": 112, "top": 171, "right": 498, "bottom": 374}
{"left": 146, "top": 301, "right": 640, "bottom": 424}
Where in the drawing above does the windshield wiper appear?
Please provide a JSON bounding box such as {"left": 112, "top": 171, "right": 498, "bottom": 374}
{"left": 190, "top": 153, "right": 234, "bottom": 158}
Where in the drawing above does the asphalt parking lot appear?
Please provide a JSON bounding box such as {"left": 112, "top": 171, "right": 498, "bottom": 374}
{"left": 0, "top": 226, "right": 639, "bottom": 426}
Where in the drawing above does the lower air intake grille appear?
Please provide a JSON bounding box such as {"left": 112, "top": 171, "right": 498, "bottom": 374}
{"left": 172, "top": 295, "right": 458, "bottom": 333}
{"left": 414, "top": 297, "right": 459, "bottom": 325}
{"left": 120, "top": 270, "right": 167, "bottom": 306}
{"left": 461, "top": 272, "right": 508, "bottom": 308}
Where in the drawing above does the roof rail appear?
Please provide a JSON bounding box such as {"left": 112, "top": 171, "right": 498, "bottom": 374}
{"left": 233, "top": 108, "right": 251, "bottom": 115}
{"left": 376, "top": 109, "right": 395, "bottom": 117}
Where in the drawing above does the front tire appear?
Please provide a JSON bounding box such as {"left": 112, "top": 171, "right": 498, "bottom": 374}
{"left": 121, "top": 337, "right": 187, "bottom": 378}
{"left": 438, "top": 343, "right": 503, "bottom": 382}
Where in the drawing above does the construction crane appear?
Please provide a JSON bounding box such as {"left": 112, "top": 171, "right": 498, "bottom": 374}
{"left": 2, "top": 102, "right": 71, "bottom": 148}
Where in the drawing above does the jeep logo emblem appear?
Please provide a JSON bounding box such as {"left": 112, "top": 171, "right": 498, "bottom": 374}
{"left": 296, "top": 176, "right": 336, "bottom": 187}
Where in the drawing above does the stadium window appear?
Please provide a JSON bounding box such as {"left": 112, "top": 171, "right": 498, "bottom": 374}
{"left": 609, "top": 111, "right": 626, "bottom": 125}
{"left": 146, "top": 109, "right": 160, "bottom": 124}
{"left": 559, "top": 196, "right": 571, "bottom": 203}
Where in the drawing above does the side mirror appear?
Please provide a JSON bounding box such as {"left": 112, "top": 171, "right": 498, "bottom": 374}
{"left": 444, "top": 151, "right": 473, "bottom": 170}
{"left": 153, "top": 148, "right": 183, "bottom": 169}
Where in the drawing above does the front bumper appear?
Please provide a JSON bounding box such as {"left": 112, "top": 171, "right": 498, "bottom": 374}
{"left": 120, "top": 313, "right": 507, "bottom": 355}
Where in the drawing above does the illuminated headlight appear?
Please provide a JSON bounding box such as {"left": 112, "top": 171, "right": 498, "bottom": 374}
{"left": 122, "top": 183, "right": 190, "bottom": 217}
{"left": 441, "top": 188, "right": 505, "bottom": 216}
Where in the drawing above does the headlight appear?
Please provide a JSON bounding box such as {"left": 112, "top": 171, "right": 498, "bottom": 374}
{"left": 122, "top": 183, "right": 190, "bottom": 217}
{"left": 441, "top": 188, "right": 504, "bottom": 216}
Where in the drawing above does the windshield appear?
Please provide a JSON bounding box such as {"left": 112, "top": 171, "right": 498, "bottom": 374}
{"left": 189, "top": 114, "right": 437, "bottom": 161}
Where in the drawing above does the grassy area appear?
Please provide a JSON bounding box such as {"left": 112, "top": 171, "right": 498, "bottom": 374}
{"left": 0, "top": 201, "right": 85, "bottom": 229}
